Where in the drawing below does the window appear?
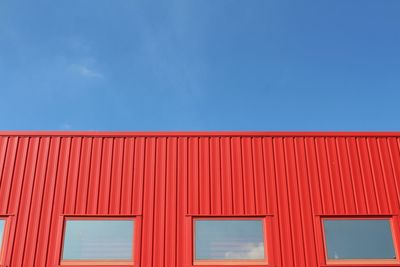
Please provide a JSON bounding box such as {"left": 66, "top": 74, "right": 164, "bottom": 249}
{"left": 61, "top": 217, "right": 135, "bottom": 265}
{"left": 0, "top": 219, "right": 5, "bottom": 252}
{"left": 193, "top": 218, "right": 267, "bottom": 265}
{"left": 0, "top": 217, "right": 10, "bottom": 265}
{"left": 322, "top": 218, "right": 398, "bottom": 264}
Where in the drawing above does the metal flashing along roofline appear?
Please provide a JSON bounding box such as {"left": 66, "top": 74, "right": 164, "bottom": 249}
{"left": 0, "top": 131, "right": 400, "bottom": 138}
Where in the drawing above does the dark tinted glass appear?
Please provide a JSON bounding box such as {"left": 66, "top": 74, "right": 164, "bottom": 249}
{"left": 195, "top": 219, "right": 265, "bottom": 260}
{"left": 324, "top": 219, "right": 396, "bottom": 260}
{"left": 62, "top": 219, "right": 134, "bottom": 260}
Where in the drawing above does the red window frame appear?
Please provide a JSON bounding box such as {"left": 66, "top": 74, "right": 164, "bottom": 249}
{"left": 189, "top": 215, "right": 274, "bottom": 266}
{"left": 316, "top": 215, "right": 400, "bottom": 266}
{"left": 57, "top": 215, "right": 141, "bottom": 267}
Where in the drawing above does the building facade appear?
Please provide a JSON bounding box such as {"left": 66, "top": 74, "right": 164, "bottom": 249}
{"left": 0, "top": 132, "right": 399, "bottom": 267}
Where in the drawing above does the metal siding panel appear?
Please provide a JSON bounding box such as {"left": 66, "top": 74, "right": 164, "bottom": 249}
{"left": 294, "top": 138, "right": 318, "bottom": 266}
{"left": 210, "top": 137, "right": 222, "bottom": 214}
{"left": 0, "top": 133, "right": 399, "bottom": 267}
{"left": 75, "top": 137, "right": 93, "bottom": 214}
{"left": 304, "top": 137, "right": 323, "bottom": 215}
{"left": 262, "top": 138, "right": 278, "bottom": 214}
{"left": 165, "top": 137, "right": 178, "bottom": 267}
{"left": 274, "top": 137, "right": 294, "bottom": 266}
{"left": 132, "top": 137, "right": 145, "bottom": 214}
{"left": 6, "top": 138, "right": 29, "bottom": 214}
{"left": 325, "top": 137, "right": 346, "bottom": 213}
{"left": 34, "top": 137, "right": 61, "bottom": 267}
{"left": 335, "top": 138, "right": 357, "bottom": 213}
{"left": 220, "top": 137, "right": 233, "bottom": 214}
{"left": 188, "top": 137, "right": 199, "bottom": 214}
{"left": 176, "top": 137, "right": 188, "bottom": 267}
{"left": 4, "top": 137, "right": 29, "bottom": 266}
{"left": 109, "top": 138, "right": 124, "bottom": 214}
{"left": 252, "top": 137, "right": 267, "bottom": 215}
{"left": 346, "top": 137, "right": 368, "bottom": 213}
{"left": 141, "top": 137, "right": 156, "bottom": 267}
{"left": 241, "top": 137, "right": 256, "bottom": 214}
{"left": 356, "top": 137, "right": 380, "bottom": 212}
{"left": 0, "top": 137, "right": 18, "bottom": 213}
{"left": 262, "top": 137, "right": 281, "bottom": 266}
{"left": 377, "top": 138, "right": 400, "bottom": 212}
{"left": 0, "top": 137, "right": 9, "bottom": 185}
{"left": 23, "top": 137, "right": 51, "bottom": 266}
{"left": 315, "top": 137, "right": 335, "bottom": 213}
{"left": 63, "top": 137, "right": 82, "bottom": 214}
{"left": 98, "top": 138, "right": 113, "bottom": 214}
{"left": 46, "top": 137, "right": 71, "bottom": 266}
{"left": 121, "top": 138, "right": 135, "bottom": 214}
{"left": 284, "top": 138, "right": 306, "bottom": 267}
{"left": 86, "top": 138, "right": 103, "bottom": 214}
{"left": 303, "top": 137, "right": 332, "bottom": 266}
{"left": 199, "top": 137, "right": 210, "bottom": 214}
{"left": 10, "top": 137, "right": 40, "bottom": 267}
{"left": 153, "top": 138, "right": 167, "bottom": 267}
{"left": 387, "top": 137, "right": 400, "bottom": 207}
{"left": 367, "top": 138, "right": 390, "bottom": 213}
{"left": 231, "top": 137, "right": 245, "bottom": 214}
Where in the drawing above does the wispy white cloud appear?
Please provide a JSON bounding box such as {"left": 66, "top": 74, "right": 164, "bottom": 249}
{"left": 224, "top": 242, "right": 265, "bottom": 259}
{"left": 69, "top": 63, "right": 103, "bottom": 79}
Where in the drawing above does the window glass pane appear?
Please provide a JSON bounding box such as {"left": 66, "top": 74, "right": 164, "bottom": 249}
{"left": 324, "top": 219, "right": 396, "bottom": 260}
{"left": 62, "top": 219, "right": 134, "bottom": 261}
{"left": 195, "top": 219, "right": 265, "bottom": 260}
{"left": 0, "top": 219, "right": 5, "bottom": 247}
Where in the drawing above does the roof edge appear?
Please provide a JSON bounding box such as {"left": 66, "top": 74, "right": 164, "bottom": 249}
{"left": 0, "top": 131, "right": 400, "bottom": 138}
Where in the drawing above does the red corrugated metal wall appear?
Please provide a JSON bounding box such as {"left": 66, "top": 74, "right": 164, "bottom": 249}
{"left": 0, "top": 133, "right": 400, "bottom": 267}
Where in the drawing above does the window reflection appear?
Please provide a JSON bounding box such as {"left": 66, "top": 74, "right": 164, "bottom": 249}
{"left": 62, "top": 219, "right": 134, "bottom": 261}
{"left": 0, "top": 219, "right": 4, "bottom": 249}
{"left": 195, "top": 219, "right": 265, "bottom": 260}
{"left": 324, "top": 219, "right": 396, "bottom": 260}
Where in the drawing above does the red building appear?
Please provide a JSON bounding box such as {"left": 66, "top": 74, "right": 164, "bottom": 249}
{"left": 0, "top": 132, "right": 399, "bottom": 267}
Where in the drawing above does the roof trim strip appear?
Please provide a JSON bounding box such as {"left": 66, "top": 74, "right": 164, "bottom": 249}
{"left": 0, "top": 131, "right": 400, "bottom": 138}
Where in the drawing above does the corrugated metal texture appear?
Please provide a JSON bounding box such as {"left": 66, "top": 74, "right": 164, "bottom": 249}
{"left": 0, "top": 134, "right": 399, "bottom": 267}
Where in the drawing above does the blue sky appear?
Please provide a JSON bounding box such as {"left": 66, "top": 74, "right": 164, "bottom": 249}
{"left": 0, "top": 0, "right": 399, "bottom": 131}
